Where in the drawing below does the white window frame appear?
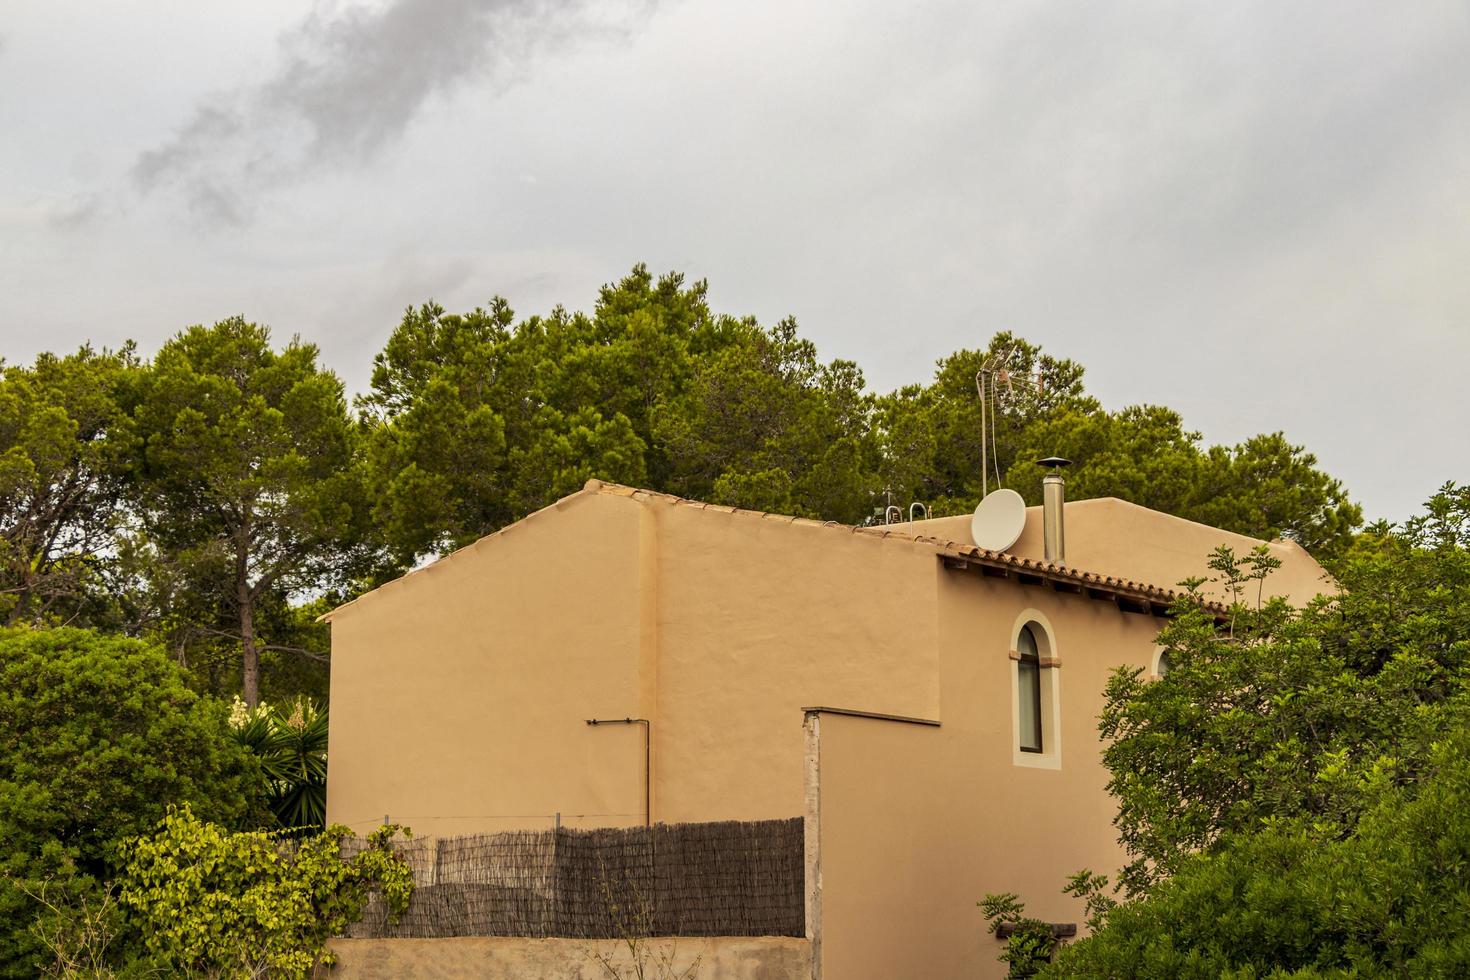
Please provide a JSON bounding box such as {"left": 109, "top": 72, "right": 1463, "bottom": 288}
{"left": 1009, "top": 609, "right": 1062, "bottom": 770}
{"left": 1151, "top": 645, "right": 1171, "bottom": 679}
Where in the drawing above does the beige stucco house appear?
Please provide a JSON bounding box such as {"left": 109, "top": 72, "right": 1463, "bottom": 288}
{"left": 324, "top": 478, "right": 1329, "bottom": 978}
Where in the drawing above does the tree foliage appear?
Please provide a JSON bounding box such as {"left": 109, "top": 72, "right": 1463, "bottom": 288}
{"left": 1049, "top": 726, "right": 1470, "bottom": 978}
{"left": 360, "top": 267, "right": 881, "bottom": 569}
{"left": 0, "top": 347, "right": 139, "bottom": 628}
{"left": 0, "top": 627, "right": 260, "bottom": 977}
{"left": 0, "top": 266, "right": 1366, "bottom": 702}
{"left": 982, "top": 402, "right": 1359, "bottom": 556}
{"left": 978, "top": 892, "right": 1062, "bottom": 978}
{"left": 1098, "top": 486, "right": 1468, "bottom": 897}
{"left": 363, "top": 268, "right": 1362, "bottom": 575}
{"left": 874, "top": 335, "right": 1093, "bottom": 517}
{"left": 130, "top": 318, "right": 368, "bottom": 705}
{"left": 1038, "top": 485, "right": 1470, "bottom": 975}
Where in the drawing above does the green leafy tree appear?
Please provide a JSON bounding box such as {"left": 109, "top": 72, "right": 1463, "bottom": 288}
{"left": 1097, "top": 488, "right": 1468, "bottom": 897}
{"left": 0, "top": 347, "right": 139, "bottom": 628}
{"left": 874, "top": 332, "right": 1359, "bottom": 554}
{"left": 363, "top": 266, "right": 880, "bottom": 569}
{"left": 1024, "top": 485, "right": 1470, "bottom": 975}
{"left": 1005, "top": 405, "right": 1206, "bottom": 520}
{"left": 121, "top": 805, "right": 411, "bottom": 979}
{"left": 360, "top": 290, "right": 660, "bottom": 567}
{"left": 363, "top": 271, "right": 1359, "bottom": 563}
{"left": 130, "top": 318, "right": 368, "bottom": 705}
{"left": 1318, "top": 482, "right": 1470, "bottom": 675}
{"left": 360, "top": 299, "right": 516, "bottom": 563}
{"left": 1005, "top": 414, "right": 1360, "bottom": 558}
{"left": 0, "top": 627, "right": 260, "bottom": 977}
{"left": 1048, "top": 723, "right": 1470, "bottom": 978}
{"left": 653, "top": 317, "right": 878, "bottom": 521}
{"left": 874, "top": 334, "right": 1092, "bottom": 517}
{"left": 1191, "top": 432, "right": 1362, "bottom": 556}
{"left": 1099, "top": 560, "right": 1445, "bottom": 897}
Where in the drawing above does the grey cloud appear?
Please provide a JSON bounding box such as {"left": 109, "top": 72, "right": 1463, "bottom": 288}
{"left": 133, "top": 104, "right": 244, "bottom": 191}
{"left": 132, "top": 0, "right": 655, "bottom": 222}
{"left": 47, "top": 194, "right": 107, "bottom": 232}
{"left": 7, "top": 0, "right": 1467, "bottom": 524}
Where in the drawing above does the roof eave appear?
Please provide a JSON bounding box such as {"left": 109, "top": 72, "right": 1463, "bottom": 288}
{"left": 936, "top": 544, "right": 1227, "bottom": 618}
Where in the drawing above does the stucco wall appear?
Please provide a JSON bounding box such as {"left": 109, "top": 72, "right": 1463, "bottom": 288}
{"left": 326, "top": 481, "right": 1331, "bottom": 976}
{"left": 327, "top": 484, "right": 944, "bottom": 836}
{"left": 326, "top": 492, "right": 648, "bottom": 837}
{"left": 324, "top": 936, "right": 811, "bottom": 980}
{"left": 810, "top": 568, "right": 1164, "bottom": 980}
{"left": 650, "top": 497, "right": 941, "bottom": 824}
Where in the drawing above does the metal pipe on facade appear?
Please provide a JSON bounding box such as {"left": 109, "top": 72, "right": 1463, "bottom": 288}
{"left": 586, "top": 717, "right": 651, "bottom": 827}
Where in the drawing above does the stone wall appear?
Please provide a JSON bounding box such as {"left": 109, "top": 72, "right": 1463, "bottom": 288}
{"left": 325, "top": 936, "right": 812, "bottom": 980}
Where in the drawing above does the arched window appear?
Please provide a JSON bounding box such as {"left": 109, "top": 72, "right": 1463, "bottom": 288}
{"left": 1009, "top": 611, "right": 1061, "bottom": 769}
{"left": 1017, "top": 625, "right": 1043, "bottom": 753}
{"left": 1150, "top": 645, "right": 1172, "bottom": 679}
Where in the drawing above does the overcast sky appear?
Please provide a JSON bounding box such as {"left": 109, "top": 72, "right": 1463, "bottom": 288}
{"left": 3, "top": 1, "right": 1466, "bottom": 524}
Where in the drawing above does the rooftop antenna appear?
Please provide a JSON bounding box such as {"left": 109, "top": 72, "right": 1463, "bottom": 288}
{"left": 975, "top": 347, "right": 1044, "bottom": 498}
{"left": 882, "top": 486, "right": 902, "bottom": 525}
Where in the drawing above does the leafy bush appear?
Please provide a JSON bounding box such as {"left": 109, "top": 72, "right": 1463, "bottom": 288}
{"left": 978, "top": 892, "right": 1060, "bottom": 978}
{"left": 228, "top": 696, "right": 329, "bottom": 833}
{"left": 3, "top": 874, "right": 128, "bottom": 980}
{"left": 1029, "top": 485, "right": 1470, "bottom": 976}
{"left": 120, "top": 805, "right": 412, "bottom": 979}
{"left": 1048, "top": 725, "right": 1470, "bottom": 977}
{"left": 0, "top": 627, "right": 261, "bottom": 976}
{"left": 1099, "top": 491, "right": 1470, "bottom": 896}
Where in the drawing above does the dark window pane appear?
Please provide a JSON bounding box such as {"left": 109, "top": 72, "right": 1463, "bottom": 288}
{"left": 1018, "top": 625, "right": 1039, "bottom": 662}
{"left": 1018, "top": 658, "right": 1042, "bottom": 752}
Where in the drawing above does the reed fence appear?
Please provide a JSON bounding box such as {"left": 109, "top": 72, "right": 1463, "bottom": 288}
{"left": 343, "top": 817, "right": 804, "bottom": 939}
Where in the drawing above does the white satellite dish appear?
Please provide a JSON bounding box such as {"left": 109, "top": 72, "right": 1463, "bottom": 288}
{"left": 970, "top": 489, "right": 1026, "bottom": 552}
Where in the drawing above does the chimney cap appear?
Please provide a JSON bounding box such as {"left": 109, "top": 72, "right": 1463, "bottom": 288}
{"left": 1037, "top": 456, "right": 1072, "bottom": 470}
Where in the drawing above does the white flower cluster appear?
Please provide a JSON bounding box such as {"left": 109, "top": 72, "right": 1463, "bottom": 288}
{"left": 227, "top": 694, "right": 271, "bottom": 729}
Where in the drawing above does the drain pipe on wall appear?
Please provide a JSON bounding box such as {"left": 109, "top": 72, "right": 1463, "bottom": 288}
{"left": 586, "top": 717, "right": 651, "bottom": 827}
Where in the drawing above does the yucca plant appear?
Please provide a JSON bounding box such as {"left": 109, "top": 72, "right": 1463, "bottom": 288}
{"left": 229, "top": 697, "right": 329, "bottom": 833}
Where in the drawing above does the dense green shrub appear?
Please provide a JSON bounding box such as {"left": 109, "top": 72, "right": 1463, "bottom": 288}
{"left": 1008, "top": 485, "right": 1470, "bottom": 976}
{"left": 0, "top": 627, "right": 261, "bottom": 976}
{"left": 1048, "top": 725, "right": 1470, "bottom": 977}
{"left": 121, "top": 806, "right": 411, "bottom": 979}
{"left": 1091, "top": 487, "right": 1470, "bottom": 898}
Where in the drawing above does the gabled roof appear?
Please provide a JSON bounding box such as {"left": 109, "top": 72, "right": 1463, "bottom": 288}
{"left": 326, "top": 480, "right": 1330, "bottom": 621}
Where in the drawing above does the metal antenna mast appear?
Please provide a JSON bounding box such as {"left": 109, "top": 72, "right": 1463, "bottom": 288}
{"left": 975, "top": 348, "right": 1042, "bottom": 499}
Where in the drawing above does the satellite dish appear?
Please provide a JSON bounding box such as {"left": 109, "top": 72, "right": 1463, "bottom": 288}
{"left": 970, "top": 489, "right": 1026, "bottom": 552}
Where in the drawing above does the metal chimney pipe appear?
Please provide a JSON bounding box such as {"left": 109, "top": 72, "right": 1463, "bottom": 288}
{"left": 1038, "top": 457, "right": 1071, "bottom": 563}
